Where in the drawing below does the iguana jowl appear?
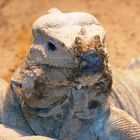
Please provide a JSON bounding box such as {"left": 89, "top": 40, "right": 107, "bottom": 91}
{"left": 0, "top": 8, "right": 140, "bottom": 140}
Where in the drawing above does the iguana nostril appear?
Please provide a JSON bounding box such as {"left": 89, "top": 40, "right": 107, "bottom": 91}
{"left": 88, "top": 100, "right": 100, "bottom": 109}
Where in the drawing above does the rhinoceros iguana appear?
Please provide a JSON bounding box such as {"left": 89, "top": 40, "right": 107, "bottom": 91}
{"left": 0, "top": 8, "right": 140, "bottom": 140}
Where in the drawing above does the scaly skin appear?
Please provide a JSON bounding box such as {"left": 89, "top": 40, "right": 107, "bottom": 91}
{"left": 111, "top": 68, "right": 140, "bottom": 123}
{"left": 0, "top": 8, "right": 140, "bottom": 140}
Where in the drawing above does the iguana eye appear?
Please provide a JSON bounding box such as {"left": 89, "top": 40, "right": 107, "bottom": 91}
{"left": 47, "top": 41, "right": 57, "bottom": 51}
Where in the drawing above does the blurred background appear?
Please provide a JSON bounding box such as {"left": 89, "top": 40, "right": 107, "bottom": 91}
{"left": 0, "top": 0, "right": 140, "bottom": 82}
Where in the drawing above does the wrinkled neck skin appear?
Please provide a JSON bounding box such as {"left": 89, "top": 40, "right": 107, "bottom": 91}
{"left": 21, "top": 88, "right": 110, "bottom": 140}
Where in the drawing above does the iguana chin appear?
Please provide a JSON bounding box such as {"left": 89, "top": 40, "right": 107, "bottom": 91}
{"left": 0, "top": 8, "right": 140, "bottom": 140}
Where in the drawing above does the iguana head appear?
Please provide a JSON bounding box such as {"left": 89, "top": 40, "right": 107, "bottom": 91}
{"left": 29, "top": 8, "right": 105, "bottom": 69}
{"left": 12, "top": 9, "right": 112, "bottom": 137}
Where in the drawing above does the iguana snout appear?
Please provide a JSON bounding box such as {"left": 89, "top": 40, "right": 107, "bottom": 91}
{"left": 74, "top": 35, "right": 106, "bottom": 74}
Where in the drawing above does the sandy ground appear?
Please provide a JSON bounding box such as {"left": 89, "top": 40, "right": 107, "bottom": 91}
{"left": 0, "top": 0, "right": 140, "bottom": 82}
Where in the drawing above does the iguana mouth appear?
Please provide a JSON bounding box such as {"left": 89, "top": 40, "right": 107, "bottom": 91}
{"left": 22, "top": 95, "right": 69, "bottom": 117}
